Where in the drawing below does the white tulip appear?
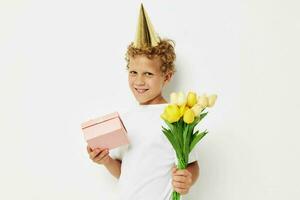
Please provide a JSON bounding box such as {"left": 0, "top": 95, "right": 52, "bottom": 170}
{"left": 177, "top": 92, "right": 187, "bottom": 106}
{"left": 170, "top": 92, "right": 178, "bottom": 105}
{"left": 191, "top": 104, "right": 204, "bottom": 116}
{"left": 197, "top": 95, "right": 209, "bottom": 108}
{"left": 208, "top": 94, "right": 218, "bottom": 107}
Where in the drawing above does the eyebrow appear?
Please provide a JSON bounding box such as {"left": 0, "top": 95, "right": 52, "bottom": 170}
{"left": 128, "top": 68, "right": 155, "bottom": 73}
{"left": 129, "top": 70, "right": 155, "bottom": 74}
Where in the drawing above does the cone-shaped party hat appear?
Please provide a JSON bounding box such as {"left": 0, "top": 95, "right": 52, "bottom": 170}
{"left": 133, "top": 3, "right": 160, "bottom": 49}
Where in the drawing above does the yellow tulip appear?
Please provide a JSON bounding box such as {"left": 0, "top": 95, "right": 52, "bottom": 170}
{"left": 191, "top": 104, "right": 204, "bottom": 116}
{"left": 177, "top": 92, "right": 186, "bottom": 106}
{"left": 179, "top": 104, "right": 188, "bottom": 117}
{"left": 187, "top": 91, "right": 197, "bottom": 108}
{"left": 160, "top": 112, "right": 168, "bottom": 121}
{"left": 161, "top": 104, "right": 181, "bottom": 123}
{"left": 183, "top": 108, "right": 195, "bottom": 124}
{"left": 197, "top": 95, "right": 209, "bottom": 108}
{"left": 170, "top": 92, "right": 178, "bottom": 105}
{"left": 208, "top": 94, "right": 218, "bottom": 107}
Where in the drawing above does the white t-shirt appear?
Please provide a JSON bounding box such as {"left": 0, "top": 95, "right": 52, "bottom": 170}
{"left": 109, "top": 103, "right": 200, "bottom": 200}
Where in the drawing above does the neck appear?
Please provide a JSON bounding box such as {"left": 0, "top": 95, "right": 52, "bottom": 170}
{"left": 139, "top": 94, "right": 167, "bottom": 105}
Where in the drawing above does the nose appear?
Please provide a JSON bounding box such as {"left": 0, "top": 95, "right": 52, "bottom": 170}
{"left": 135, "top": 75, "right": 145, "bottom": 85}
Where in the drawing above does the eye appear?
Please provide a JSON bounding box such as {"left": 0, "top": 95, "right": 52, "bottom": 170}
{"left": 145, "top": 72, "right": 153, "bottom": 76}
{"left": 129, "top": 71, "right": 137, "bottom": 75}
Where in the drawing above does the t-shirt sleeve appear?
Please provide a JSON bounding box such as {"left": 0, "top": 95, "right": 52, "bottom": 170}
{"left": 109, "top": 144, "right": 128, "bottom": 161}
{"left": 174, "top": 143, "right": 200, "bottom": 165}
{"left": 188, "top": 143, "right": 200, "bottom": 164}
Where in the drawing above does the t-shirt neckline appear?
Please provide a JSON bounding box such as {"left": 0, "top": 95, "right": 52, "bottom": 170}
{"left": 137, "top": 103, "right": 168, "bottom": 108}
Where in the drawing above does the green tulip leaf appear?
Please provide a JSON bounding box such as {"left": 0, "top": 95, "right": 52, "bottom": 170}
{"left": 189, "top": 130, "right": 208, "bottom": 153}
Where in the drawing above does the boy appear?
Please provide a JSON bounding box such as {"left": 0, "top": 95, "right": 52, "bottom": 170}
{"left": 87, "top": 4, "right": 200, "bottom": 199}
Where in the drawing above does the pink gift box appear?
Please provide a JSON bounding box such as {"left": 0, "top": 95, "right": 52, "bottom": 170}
{"left": 81, "top": 112, "right": 129, "bottom": 150}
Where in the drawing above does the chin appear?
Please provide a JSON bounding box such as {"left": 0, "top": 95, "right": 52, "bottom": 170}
{"left": 134, "top": 96, "right": 150, "bottom": 104}
{"left": 136, "top": 98, "right": 148, "bottom": 104}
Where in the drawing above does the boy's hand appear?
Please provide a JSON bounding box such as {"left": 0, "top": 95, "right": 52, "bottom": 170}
{"left": 171, "top": 165, "right": 193, "bottom": 195}
{"left": 87, "top": 146, "right": 111, "bottom": 165}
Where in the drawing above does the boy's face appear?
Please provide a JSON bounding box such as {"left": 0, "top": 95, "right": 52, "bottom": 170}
{"left": 128, "top": 55, "right": 172, "bottom": 105}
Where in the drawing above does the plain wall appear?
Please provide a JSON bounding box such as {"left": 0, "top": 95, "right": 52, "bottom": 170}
{"left": 1, "top": 0, "right": 299, "bottom": 199}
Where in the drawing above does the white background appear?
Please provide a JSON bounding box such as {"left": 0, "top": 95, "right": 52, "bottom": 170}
{"left": 1, "top": 0, "right": 299, "bottom": 199}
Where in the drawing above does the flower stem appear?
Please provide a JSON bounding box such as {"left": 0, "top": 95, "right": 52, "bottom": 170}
{"left": 172, "top": 191, "right": 181, "bottom": 200}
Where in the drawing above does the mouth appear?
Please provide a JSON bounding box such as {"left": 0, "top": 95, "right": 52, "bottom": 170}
{"left": 135, "top": 88, "right": 149, "bottom": 94}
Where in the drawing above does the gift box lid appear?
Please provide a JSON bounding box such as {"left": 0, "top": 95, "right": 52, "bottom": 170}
{"left": 81, "top": 112, "right": 120, "bottom": 130}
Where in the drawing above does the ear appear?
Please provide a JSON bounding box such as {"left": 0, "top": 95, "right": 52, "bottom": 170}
{"left": 163, "top": 71, "right": 173, "bottom": 85}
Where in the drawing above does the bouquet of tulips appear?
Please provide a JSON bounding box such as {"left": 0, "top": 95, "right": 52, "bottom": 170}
{"left": 160, "top": 91, "right": 217, "bottom": 200}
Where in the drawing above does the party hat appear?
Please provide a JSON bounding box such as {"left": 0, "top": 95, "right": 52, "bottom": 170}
{"left": 133, "top": 3, "right": 160, "bottom": 49}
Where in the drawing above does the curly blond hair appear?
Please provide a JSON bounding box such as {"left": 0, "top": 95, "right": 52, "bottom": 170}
{"left": 125, "top": 39, "right": 176, "bottom": 75}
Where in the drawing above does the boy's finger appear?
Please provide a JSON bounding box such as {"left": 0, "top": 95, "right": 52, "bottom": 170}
{"left": 96, "top": 148, "right": 108, "bottom": 156}
{"left": 174, "top": 170, "right": 190, "bottom": 177}
{"left": 96, "top": 153, "right": 110, "bottom": 162}
{"left": 173, "top": 175, "right": 187, "bottom": 183}
{"left": 94, "top": 149, "right": 109, "bottom": 161}
{"left": 87, "top": 146, "right": 92, "bottom": 153}
{"left": 90, "top": 148, "right": 102, "bottom": 158}
{"left": 172, "top": 165, "right": 177, "bottom": 173}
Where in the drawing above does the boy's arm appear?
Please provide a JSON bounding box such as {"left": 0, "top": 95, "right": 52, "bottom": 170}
{"left": 104, "top": 157, "right": 122, "bottom": 179}
{"left": 186, "top": 161, "right": 199, "bottom": 186}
